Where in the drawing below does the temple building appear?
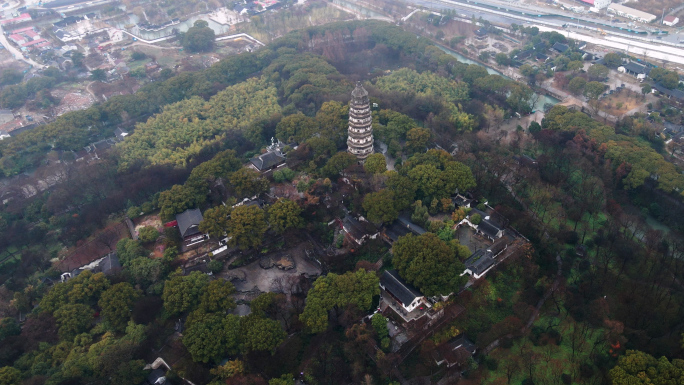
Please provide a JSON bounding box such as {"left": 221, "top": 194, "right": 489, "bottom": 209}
{"left": 347, "top": 82, "right": 374, "bottom": 161}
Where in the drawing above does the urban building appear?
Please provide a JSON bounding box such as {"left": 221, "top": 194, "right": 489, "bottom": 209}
{"left": 663, "top": 15, "right": 680, "bottom": 27}
{"left": 578, "top": 0, "right": 611, "bottom": 10}
{"left": 347, "top": 82, "right": 374, "bottom": 162}
{"left": 607, "top": 4, "right": 656, "bottom": 23}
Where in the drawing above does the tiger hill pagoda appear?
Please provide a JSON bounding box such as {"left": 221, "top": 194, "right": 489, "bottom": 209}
{"left": 347, "top": 82, "right": 374, "bottom": 162}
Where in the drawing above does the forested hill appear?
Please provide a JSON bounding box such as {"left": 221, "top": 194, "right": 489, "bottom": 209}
{"left": 1, "top": 19, "right": 684, "bottom": 385}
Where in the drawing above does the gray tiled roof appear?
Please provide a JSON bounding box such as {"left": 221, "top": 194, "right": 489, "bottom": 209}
{"left": 380, "top": 270, "right": 422, "bottom": 307}
{"left": 464, "top": 249, "right": 495, "bottom": 276}
{"left": 176, "top": 208, "right": 203, "bottom": 238}
{"left": 249, "top": 151, "right": 285, "bottom": 171}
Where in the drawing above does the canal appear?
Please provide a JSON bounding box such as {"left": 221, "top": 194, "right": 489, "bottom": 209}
{"left": 438, "top": 45, "right": 560, "bottom": 112}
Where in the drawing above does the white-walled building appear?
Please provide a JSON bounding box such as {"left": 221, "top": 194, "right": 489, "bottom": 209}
{"left": 607, "top": 4, "right": 656, "bottom": 23}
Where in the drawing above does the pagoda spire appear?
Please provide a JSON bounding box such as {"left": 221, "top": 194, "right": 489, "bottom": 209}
{"left": 346, "top": 82, "right": 374, "bottom": 162}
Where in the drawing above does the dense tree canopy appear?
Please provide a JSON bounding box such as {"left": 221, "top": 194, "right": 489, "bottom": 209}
{"left": 609, "top": 350, "right": 684, "bottom": 385}
{"left": 300, "top": 270, "right": 380, "bottom": 333}
{"left": 162, "top": 271, "right": 210, "bottom": 316}
{"left": 199, "top": 205, "right": 231, "bottom": 238}
{"left": 182, "top": 20, "right": 216, "bottom": 53}
{"left": 267, "top": 198, "right": 303, "bottom": 234}
{"left": 392, "top": 233, "right": 467, "bottom": 296}
{"left": 98, "top": 283, "right": 140, "bottom": 331}
{"left": 227, "top": 205, "right": 268, "bottom": 250}
{"left": 402, "top": 149, "right": 476, "bottom": 201}
{"left": 362, "top": 189, "right": 399, "bottom": 224}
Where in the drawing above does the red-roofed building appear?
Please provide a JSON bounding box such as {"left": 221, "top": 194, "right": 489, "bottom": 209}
{"left": 22, "top": 38, "right": 47, "bottom": 47}
{"left": 8, "top": 34, "right": 26, "bottom": 45}
{"left": 664, "top": 15, "right": 680, "bottom": 27}
{"left": 1, "top": 13, "right": 32, "bottom": 25}
{"left": 11, "top": 26, "right": 34, "bottom": 34}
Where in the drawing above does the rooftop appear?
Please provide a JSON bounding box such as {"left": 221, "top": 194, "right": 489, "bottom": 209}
{"left": 176, "top": 208, "right": 203, "bottom": 238}
{"left": 380, "top": 269, "right": 423, "bottom": 307}
{"left": 464, "top": 249, "right": 495, "bottom": 276}
{"left": 249, "top": 150, "right": 285, "bottom": 171}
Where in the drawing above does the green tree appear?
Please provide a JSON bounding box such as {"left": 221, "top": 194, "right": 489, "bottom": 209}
{"left": 71, "top": 51, "right": 85, "bottom": 68}
{"left": 528, "top": 121, "right": 542, "bottom": 134}
{"left": 98, "top": 283, "right": 140, "bottom": 331}
{"left": 269, "top": 374, "right": 295, "bottom": 385}
{"left": 567, "top": 60, "right": 583, "bottom": 72}
{"left": 181, "top": 20, "right": 216, "bottom": 53}
{"left": 116, "top": 238, "right": 147, "bottom": 266}
{"left": 162, "top": 271, "right": 210, "bottom": 315}
{"left": 276, "top": 113, "right": 318, "bottom": 142}
{"left": 568, "top": 77, "right": 587, "bottom": 96}
{"left": 127, "top": 206, "right": 141, "bottom": 218}
{"left": 609, "top": 350, "right": 684, "bottom": 385}
{"left": 131, "top": 51, "right": 146, "bottom": 61}
{"left": 127, "top": 257, "right": 164, "bottom": 288}
{"left": 199, "top": 205, "right": 231, "bottom": 238}
{"left": 268, "top": 198, "right": 303, "bottom": 234}
{"left": 229, "top": 168, "right": 270, "bottom": 198}
{"left": 158, "top": 184, "right": 205, "bottom": 222}
{"left": 54, "top": 303, "right": 94, "bottom": 340}
{"left": 321, "top": 152, "right": 357, "bottom": 178}
{"left": 463, "top": 64, "right": 489, "bottom": 84}
{"left": 273, "top": 167, "right": 296, "bottom": 183}
{"left": 386, "top": 172, "right": 417, "bottom": 211}
{"left": 406, "top": 127, "right": 431, "bottom": 154}
{"left": 363, "top": 189, "right": 399, "bottom": 224}
{"left": 603, "top": 52, "right": 622, "bottom": 68}
{"left": 0, "top": 366, "right": 21, "bottom": 385}
{"left": 584, "top": 81, "right": 606, "bottom": 99}
{"left": 587, "top": 64, "right": 609, "bottom": 81}
{"left": 495, "top": 53, "right": 510, "bottom": 66}
{"left": 228, "top": 205, "right": 268, "bottom": 250}
{"left": 210, "top": 360, "right": 245, "bottom": 380}
{"left": 90, "top": 69, "right": 107, "bottom": 81}
{"left": 250, "top": 292, "right": 277, "bottom": 318}
{"left": 199, "top": 280, "right": 236, "bottom": 313}
{"left": 208, "top": 260, "right": 224, "bottom": 275}
{"left": 0, "top": 318, "right": 20, "bottom": 342}
{"left": 470, "top": 213, "right": 482, "bottom": 225}
{"left": 241, "top": 315, "right": 286, "bottom": 352}
{"left": 392, "top": 233, "right": 467, "bottom": 296}
{"left": 0, "top": 69, "right": 22, "bottom": 85}
{"left": 411, "top": 200, "right": 429, "bottom": 227}
{"left": 183, "top": 312, "right": 240, "bottom": 363}
{"left": 364, "top": 153, "right": 387, "bottom": 174}
{"left": 138, "top": 226, "right": 159, "bottom": 243}
{"left": 300, "top": 270, "right": 380, "bottom": 333}
{"left": 641, "top": 83, "right": 652, "bottom": 95}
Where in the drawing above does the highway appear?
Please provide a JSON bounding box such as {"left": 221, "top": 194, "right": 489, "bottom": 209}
{"left": 402, "top": 0, "right": 684, "bottom": 65}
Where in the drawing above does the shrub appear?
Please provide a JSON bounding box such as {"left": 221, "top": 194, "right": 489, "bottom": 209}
{"left": 138, "top": 226, "right": 159, "bottom": 243}
{"left": 208, "top": 260, "right": 224, "bottom": 274}
{"left": 470, "top": 213, "right": 482, "bottom": 225}
{"left": 127, "top": 206, "right": 141, "bottom": 218}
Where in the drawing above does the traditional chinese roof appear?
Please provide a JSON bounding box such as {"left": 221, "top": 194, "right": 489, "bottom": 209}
{"left": 249, "top": 151, "right": 285, "bottom": 171}
{"left": 176, "top": 208, "right": 203, "bottom": 238}
{"left": 380, "top": 270, "right": 422, "bottom": 306}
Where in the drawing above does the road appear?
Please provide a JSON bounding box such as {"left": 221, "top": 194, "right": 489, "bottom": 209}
{"left": 0, "top": 26, "right": 45, "bottom": 69}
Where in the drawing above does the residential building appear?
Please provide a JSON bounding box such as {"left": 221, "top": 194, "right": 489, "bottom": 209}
{"left": 347, "top": 82, "right": 374, "bottom": 161}
{"left": 552, "top": 42, "right": 569, "bottom": 53}
{"left": 462, "top": 238, "right": 509, "bottom": 279}
{"left": 341, "top": 216, "right": 378, "bottom": 246}
{"left": 249, "top": 150, "right": 286, "bottom": 173}
{"left": 578, "top": 0, "right": 611, "bottom": 10}
{"left": 380, "top": 269, "right": 431, "bottom": 313}
{"left": 176, "top": 208, "right": 209, "bottom": 248}
{"left": 619, "top": 62, "right": 651, "bottom": 80}
{"left": 607, "top": 4, "right": 656, "bottom": 23}
{"left": 433, "top": 334, "right": 477, "bottom": 368}
{"left": 664, "top": 15, "right": 679, "bottom": 27}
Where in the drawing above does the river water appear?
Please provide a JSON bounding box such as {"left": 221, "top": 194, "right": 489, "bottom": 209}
{"left": 437, "top": 45, "right": 559, "bottom": 112}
